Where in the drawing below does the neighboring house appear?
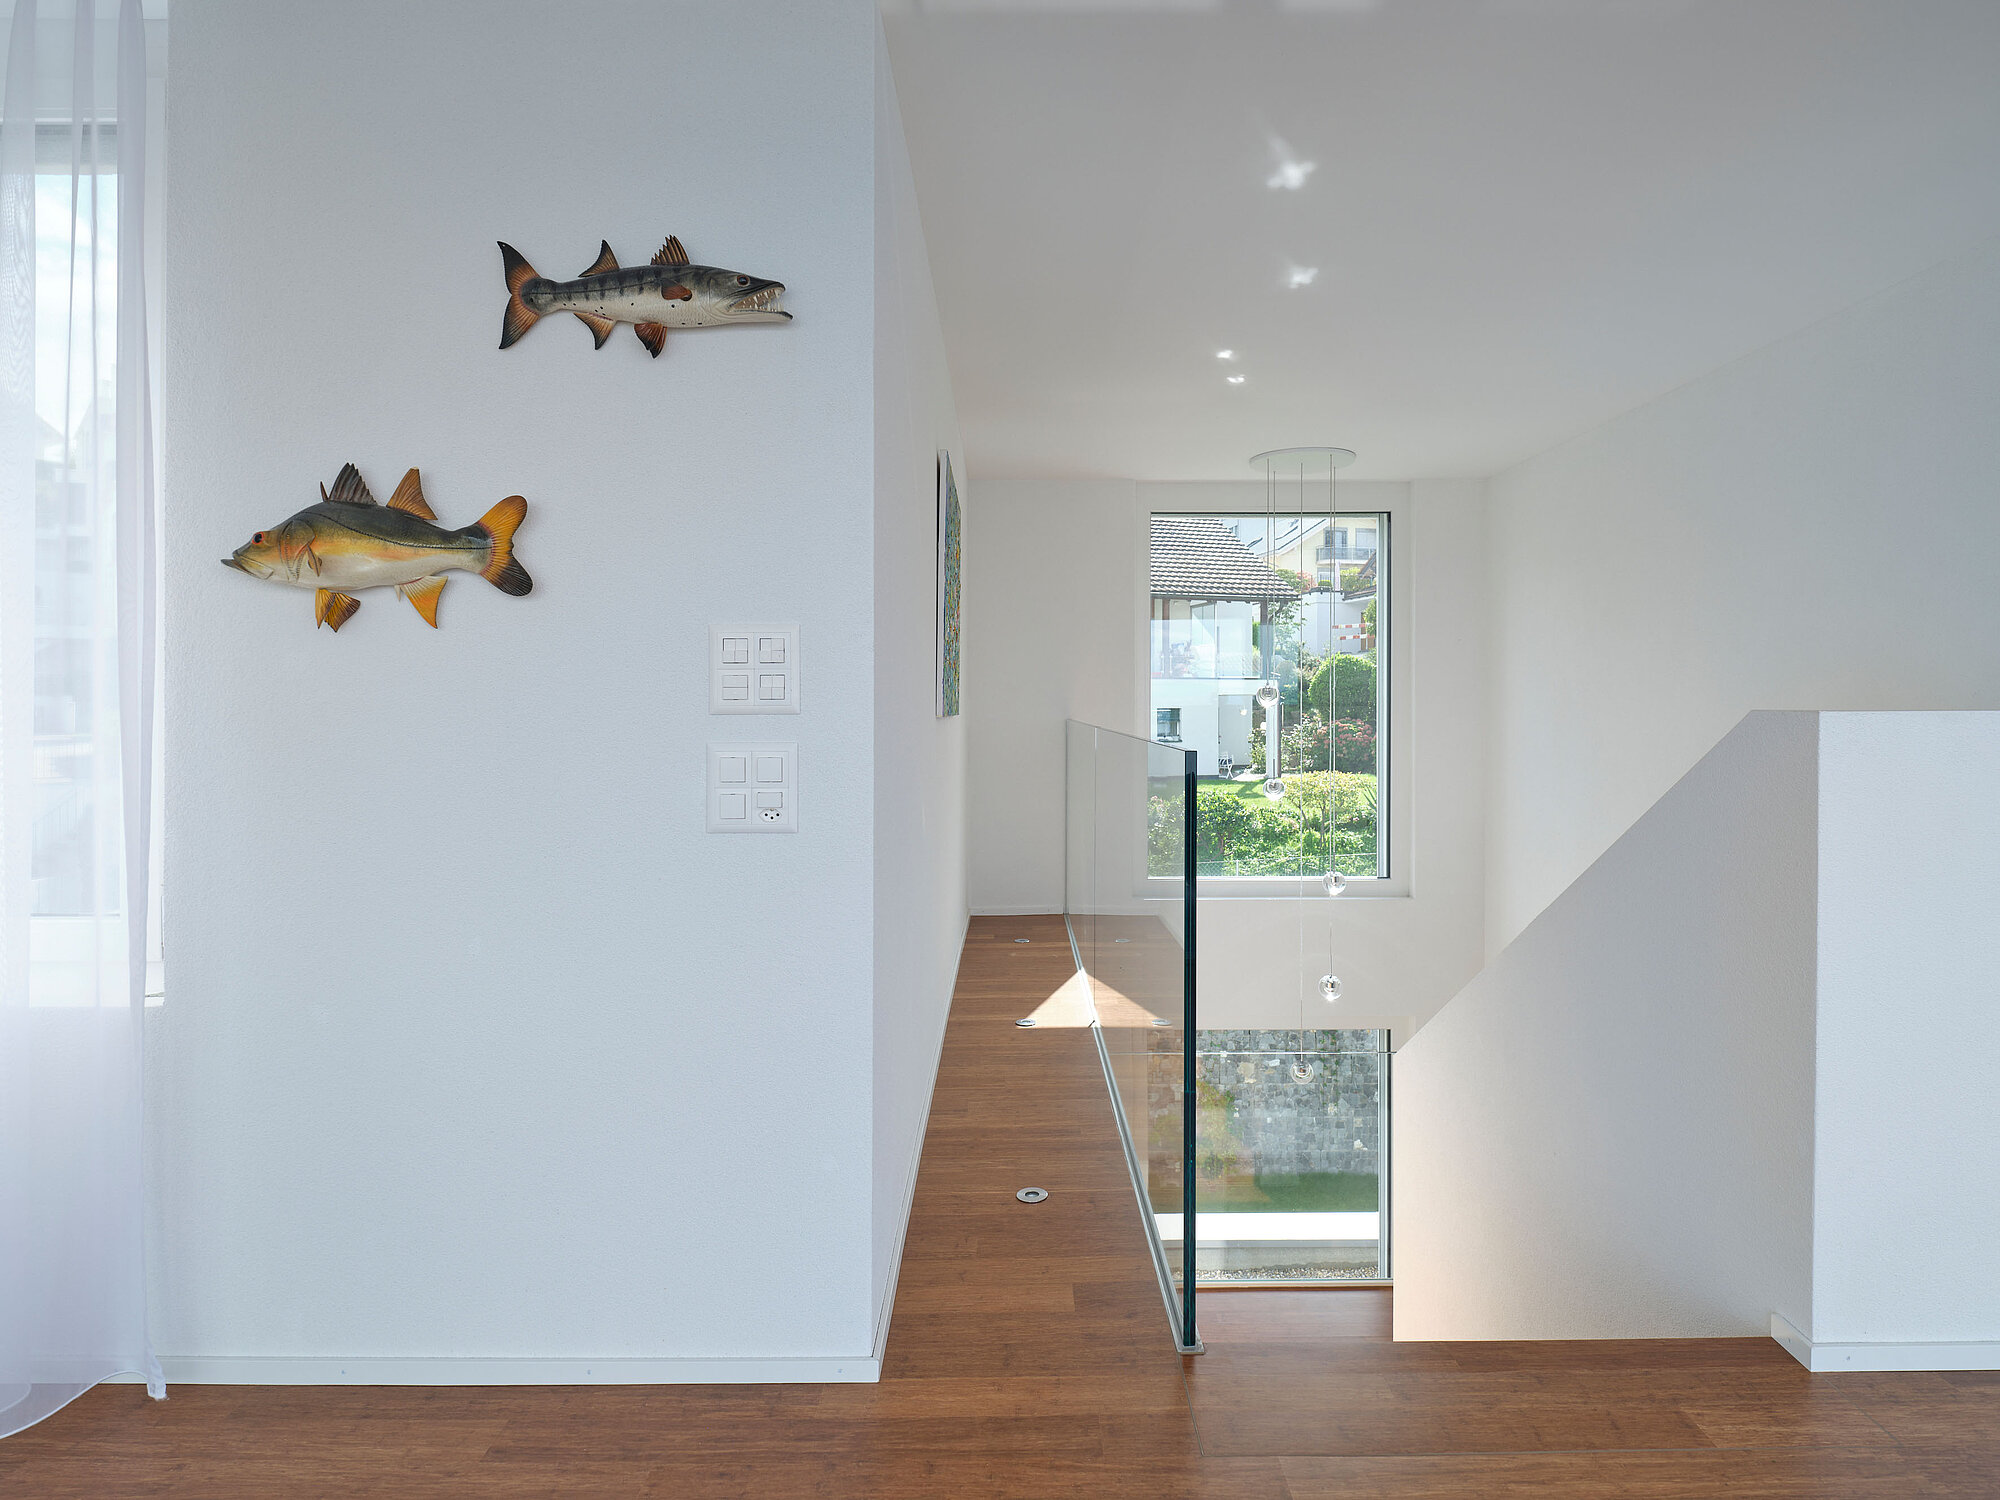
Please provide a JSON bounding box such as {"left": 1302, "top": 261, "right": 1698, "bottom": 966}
{"left": 1149, "top": 517, "right": 1301, "bottom": 775}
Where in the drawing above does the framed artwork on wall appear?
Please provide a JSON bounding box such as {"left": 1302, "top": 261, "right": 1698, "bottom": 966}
{"left": 936, "top": 451, "right": 962, "bottom": 718}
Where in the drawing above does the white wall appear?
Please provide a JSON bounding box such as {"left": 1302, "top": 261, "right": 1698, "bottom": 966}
{"left": 1398, "top": 711, "right": 2000, "bottom": 1362}
{"left": 1395, "top": 712, "right": 1821, "bottom": 1341}
{"left": 869, "top": 24, "right": 967, "bottom": 1346}
{"left": 964, "top": 478, "right": 1145, "bottom": 914}
{"left": 153, "top": 0, "right": 951, "bottom": 1378}
{"left": 1485, "top": 240, "right": 2000, "bottom": 958}
{"left": 1813, "top": 713, "right": 2000, "bottom": 1350}
{"left": 964, "top": 478, "right": 1485, "bottom": 1033}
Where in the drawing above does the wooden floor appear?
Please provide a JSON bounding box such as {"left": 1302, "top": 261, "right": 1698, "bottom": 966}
{"left": 8, "top": 914, "right": 1999, "bottom": 1496}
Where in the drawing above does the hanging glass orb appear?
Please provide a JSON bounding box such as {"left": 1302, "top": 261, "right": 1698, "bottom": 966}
{"left": 1319, "top": 974, "right": 1343, "bottom": 1002}
{"left": 1289, "top": 1060, "right": 1316, "bottom": 1084}
{"left": 1262, "top": 776, "right": 1285, "bottom": 800}
{"left": 1322, "top": 871, "right": 1347, "bottom": 896}
{"left": 1255, "top": 682, "right": 1280, "bottom": 708}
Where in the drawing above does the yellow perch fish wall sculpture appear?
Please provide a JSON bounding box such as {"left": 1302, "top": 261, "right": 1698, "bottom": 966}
{"left": 222, "top": 464, "right": 531, "bottom": 632}
{"left": 498, "top": 235, "right": 790, "bottom": 358}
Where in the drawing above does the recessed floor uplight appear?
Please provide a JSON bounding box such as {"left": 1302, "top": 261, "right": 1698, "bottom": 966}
{"left": 1287, "top": 265, "right": 1319, "bottom": 289}
{"left": 1226, "top": 374, "right": 1246, "bottom": 385}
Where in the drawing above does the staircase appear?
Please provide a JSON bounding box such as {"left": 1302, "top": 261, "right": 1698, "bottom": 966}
{"left": 1392, "top": 711, "right": 2000, "bottom": 1371}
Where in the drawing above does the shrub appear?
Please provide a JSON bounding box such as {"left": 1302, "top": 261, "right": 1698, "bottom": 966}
{"left": 1334, "top": 717, "right": 1375, "bottom": 774}
{"left": 1305, "top": 651, "right": 1376, "bottom": 726}
{"left": 1166, "top": 773, "right": 1380, "bottom": 876}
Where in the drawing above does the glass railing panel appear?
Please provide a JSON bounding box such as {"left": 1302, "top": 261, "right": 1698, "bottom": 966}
{"left": 1191, "top": 1029, "right": 1389, "bottom": 1284}
{"left": 1064, "top": 720, "right": 1097, "bottom": 978}
{"left": 1063, "top": 720, "right": 1198, "bottom": 1351}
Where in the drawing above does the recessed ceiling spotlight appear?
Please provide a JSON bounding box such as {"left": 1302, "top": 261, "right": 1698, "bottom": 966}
{"left": 1267, "top": 158, "right": 1316, "bottom": 191}
{"left": 1226, "top": 374, "right": 1246, "bottom": 385}
{"left": 1287, "top": 265, "right": 1319, "bottom": 289}
{"left": 1216, "top": 349, "right": 1236, "bottom": 361}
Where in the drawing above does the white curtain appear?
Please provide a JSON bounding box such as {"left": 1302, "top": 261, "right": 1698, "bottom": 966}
{"left": 0, "top": 0, "right": 161, "bottom": 1436}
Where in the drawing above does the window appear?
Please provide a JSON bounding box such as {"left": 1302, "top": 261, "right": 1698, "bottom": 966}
{"left": 23, "top": 119, "right": 164, "bottom": 1006}
{"left": 1193, "top": 1029, "right": 1389, "bottom": 1284}
{"left": 1149, "top": 511, "right": 1387, "bottom": 882}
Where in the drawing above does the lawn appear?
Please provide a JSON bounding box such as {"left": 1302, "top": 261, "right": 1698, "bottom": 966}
{"left": 1198, "top": 1170, "right": 1380, "bottom": 1214}
{"left": 1149, "top": 1170, "right": 1381, "bottom": 1215}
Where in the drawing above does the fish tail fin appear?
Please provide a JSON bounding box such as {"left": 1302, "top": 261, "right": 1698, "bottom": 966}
{"left": 499, "top": 242, "right": 540, "bottom": 349}
{"left": 472, "top": 495, "right": 532, "bottom": 596}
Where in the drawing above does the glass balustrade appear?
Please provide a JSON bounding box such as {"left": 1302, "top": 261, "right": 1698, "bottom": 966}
{"left": 1064, "top": 720, "right": 1198, "bottom": 1352}
{"left": 1191, "top": 1029, "right": 1390, "bottom": 1283}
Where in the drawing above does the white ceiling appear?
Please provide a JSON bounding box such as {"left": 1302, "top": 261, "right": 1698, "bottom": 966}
{"left": 884, "top": 1, "right": 2000, "bottom": 480}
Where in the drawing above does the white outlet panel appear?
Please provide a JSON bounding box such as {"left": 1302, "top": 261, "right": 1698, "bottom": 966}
{"left": 708, "top": 743, "right": 797, "bottom": 832}
{"left": 710, "top": 624, "right": 800, "bottom": 714}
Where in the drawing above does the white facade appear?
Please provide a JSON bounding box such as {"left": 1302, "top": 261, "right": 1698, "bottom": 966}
{"left": 1151, "top": 676, "right": 1258, "bottom": 775}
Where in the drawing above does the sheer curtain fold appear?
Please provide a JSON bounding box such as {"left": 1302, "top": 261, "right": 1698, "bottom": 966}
{"left": 0, "top": 0, "right": 161, "bottom": 1438}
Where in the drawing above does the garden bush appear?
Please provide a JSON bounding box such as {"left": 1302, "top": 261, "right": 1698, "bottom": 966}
{"left": 1155, "top": 773, "right": 1379, "bottom": 876}
{"left": 1333, "top": 717, "right": 1376, "bottom": 774}
{"left": 1305, "top": 651, "right": 1375, "bottom": 728}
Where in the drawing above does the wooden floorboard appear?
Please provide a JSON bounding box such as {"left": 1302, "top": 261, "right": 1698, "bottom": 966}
{"left": 9, "top": 914, "right": 1998, "bottom": 1496}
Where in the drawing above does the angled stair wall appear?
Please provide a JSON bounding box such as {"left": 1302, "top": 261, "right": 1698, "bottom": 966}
{"left": 1394, "top": 711, "right": 2000, "bottom": 1370}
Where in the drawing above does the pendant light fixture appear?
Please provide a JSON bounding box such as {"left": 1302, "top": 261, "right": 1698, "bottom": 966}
{"left": 1247, "top": 447, "right": 1357, "bottom": 1058}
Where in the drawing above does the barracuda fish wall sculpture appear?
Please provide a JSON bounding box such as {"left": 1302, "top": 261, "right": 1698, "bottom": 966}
{"left": 497, "top": 235, "right": 790, "bottom": 358}
{"left": 222, "top": 464, "right": 531, "bottom": 632}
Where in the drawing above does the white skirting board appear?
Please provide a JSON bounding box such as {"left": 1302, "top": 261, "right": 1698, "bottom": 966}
{"left": 967, "top": 904, "right": 1061, "bottom": 916}
{"left": 112, "top": 1354, "right": 879, "bottom": 1385}
{"left": 1771, "top": 1313, "right": 2000, "bottom": 1372}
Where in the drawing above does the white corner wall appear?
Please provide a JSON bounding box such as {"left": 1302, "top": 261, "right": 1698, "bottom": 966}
{"left": 869, "top": 21, "right": 967, "bottom": 1348}
{"left": 964, "top": 478, "right": 1485, "bottom": 1033}
{"left": 1485, "top": 240, "right": 2000, "bottom": 958}
{"left": 1810, "top": 712, "right": 2000, "bottom": 1359}
{"left": 1394, "top": 711, "right": 1820, "bottom": 1341}
{"left": 154, "top": 0, "right": 956, "bottom": 1381}
{"left": 1399, "top": 710, "right": 2000, "bottom": 1366}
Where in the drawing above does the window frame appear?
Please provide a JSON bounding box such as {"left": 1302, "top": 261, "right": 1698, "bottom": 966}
{"left": 1147, "top": 501, "right": 1409, "bottom": 901}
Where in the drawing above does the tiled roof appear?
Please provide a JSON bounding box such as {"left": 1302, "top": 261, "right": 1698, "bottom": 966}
{"left": 1150, "top": 517, "right": 1303, "bottom": 602}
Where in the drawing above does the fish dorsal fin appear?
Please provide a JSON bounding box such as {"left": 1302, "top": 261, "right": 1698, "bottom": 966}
{"left": 582, "top": 240, "right": 618, "bottom": 277}
{"left": 326, "top": 463, "right": 377, "bottom": 507}
{"left": 652, "top": 235, "right": 689, "bottom": 267}
{"left": 386, "top": 468, "right": 438, "bottom": 520}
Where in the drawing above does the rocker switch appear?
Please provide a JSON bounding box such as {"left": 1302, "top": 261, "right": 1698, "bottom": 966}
{"left": 711, "top": 624, "right": 799, "bottom": 714}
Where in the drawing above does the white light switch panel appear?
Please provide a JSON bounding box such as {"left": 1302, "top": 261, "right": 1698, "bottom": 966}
{"left": 708, "top": 743, "right": 797, "bottom": 832}
{"left": 710, "top": 624, "right": 800, "bottom": 714}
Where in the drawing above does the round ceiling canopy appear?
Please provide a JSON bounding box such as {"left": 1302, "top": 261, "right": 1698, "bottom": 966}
{"left": 1249, "top": 447, "right": 1357, "bottom": 475}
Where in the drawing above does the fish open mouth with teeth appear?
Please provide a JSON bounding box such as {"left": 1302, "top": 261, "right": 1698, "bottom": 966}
{"left": 498, "top": 234, "right": 790, "bottom": 358}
